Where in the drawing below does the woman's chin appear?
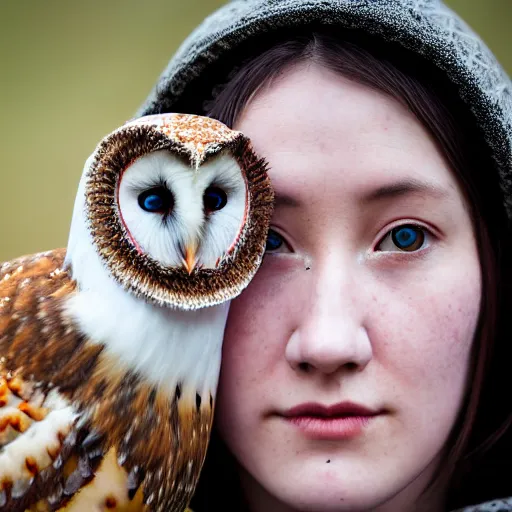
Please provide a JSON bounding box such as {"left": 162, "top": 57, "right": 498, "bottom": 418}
{"left": 243, "top": 460, "right": 405, "bottom": 512}
{"left": 263, "top": 482, "right": 390, "bottom": 512}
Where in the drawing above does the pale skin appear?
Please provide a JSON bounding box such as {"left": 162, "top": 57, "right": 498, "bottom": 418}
{"left": 215, "top": 62, "right": 482, "bottom": 511}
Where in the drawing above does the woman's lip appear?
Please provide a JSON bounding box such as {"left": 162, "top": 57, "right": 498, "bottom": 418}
{"left": 284, "top": 415, "right": 375, "bottom": 440}
{"left": 282, "top": 401, "right": 379, "bottom": 418}
{"left": 280, "top": 402, "right": 381, "bottom": 440}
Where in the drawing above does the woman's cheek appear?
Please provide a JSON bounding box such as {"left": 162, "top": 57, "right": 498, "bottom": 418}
{"left": 369, "top": 253, "right": 481, "bottom": 404}
{"left": 227, "top": 255, "right": 310, "bottom": 332}
{"left": 217, "top": 257, "right": 308, "bottom": 418}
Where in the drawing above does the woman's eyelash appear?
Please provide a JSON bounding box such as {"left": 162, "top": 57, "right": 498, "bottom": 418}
{"left": 376, "top": 224, "right": 429, "bottom": 252}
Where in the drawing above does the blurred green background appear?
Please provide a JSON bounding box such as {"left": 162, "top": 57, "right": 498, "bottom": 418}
{"left": 1, "top": 0, "right": 511, "bottom": 262}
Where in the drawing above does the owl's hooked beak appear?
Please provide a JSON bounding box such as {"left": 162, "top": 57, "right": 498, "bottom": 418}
{"left": 183, "top": 243, "right": 197, "bottom": 274}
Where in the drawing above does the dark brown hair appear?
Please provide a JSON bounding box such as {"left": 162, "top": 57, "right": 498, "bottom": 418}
{"left": 190, "top": 31, "right": 512, "bottom": 511}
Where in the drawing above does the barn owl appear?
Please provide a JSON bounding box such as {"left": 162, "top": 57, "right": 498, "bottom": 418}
{"left": 0, "top": 114, "right": 274, "bottom": 511}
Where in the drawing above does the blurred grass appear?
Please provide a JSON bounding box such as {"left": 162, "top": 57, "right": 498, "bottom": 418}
{"left": 0, "top": 0, "right": 510, "bottom": 261}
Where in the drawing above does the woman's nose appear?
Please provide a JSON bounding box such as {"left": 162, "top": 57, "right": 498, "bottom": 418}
{"left": 285, "top": 258, "right": 373, "bottom": 376}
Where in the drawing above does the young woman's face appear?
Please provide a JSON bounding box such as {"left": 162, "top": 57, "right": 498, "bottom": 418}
{"left": 216, "top": 63, "right": 481, "bottom": 511}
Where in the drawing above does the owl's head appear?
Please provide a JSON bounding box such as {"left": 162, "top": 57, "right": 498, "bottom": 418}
{"left": 67, "top": 114, "right": 273, "bottom": 310}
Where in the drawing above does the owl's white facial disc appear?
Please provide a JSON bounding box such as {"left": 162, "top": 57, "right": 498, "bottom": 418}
{"left": 194, "top": 153, "right": 248, "bottom": 268}
{"left": 117, "top": 150, "right": 247, "bottom": 271}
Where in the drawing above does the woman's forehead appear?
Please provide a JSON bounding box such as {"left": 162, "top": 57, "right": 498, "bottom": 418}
{"left": 235, "top": 63, "right": 461, "bottom": 204}
{"left": 238, "top": 62, "right": 417, "bottom": 134}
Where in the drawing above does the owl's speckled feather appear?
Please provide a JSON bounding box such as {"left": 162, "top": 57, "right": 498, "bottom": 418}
{"left": 0, "top": 114, "right": 274, "bottom": 511}
{"left": 125, "top": 114, "right": 240, "bottom": 169}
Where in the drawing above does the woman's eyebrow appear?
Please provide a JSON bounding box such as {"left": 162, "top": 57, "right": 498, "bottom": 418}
{"left": 361, "top": 178, "right": 450, "bottom": 204}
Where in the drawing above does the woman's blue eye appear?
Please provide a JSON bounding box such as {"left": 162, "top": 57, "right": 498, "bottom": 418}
{"left": 265, "top": 229, "right": 284, "bottom": 252}
{"left": 138, "top": 187, "right": 174, "bottom": 214}
{"left": 204, "top": 186, "right": 228, "bottom": 212}
{"left": 390, "top": 225, "right": 425, "bottom": 251}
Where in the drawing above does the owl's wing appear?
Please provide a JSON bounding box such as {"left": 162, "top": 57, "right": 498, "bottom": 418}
{"left": 0, "top": 249, "right": 73, "bottom": 359}
{"left": 0, "top": 251, "right": 150, "bottom": 511}
{"left": 0, "top": 374, "right": 149, "bottom": 511}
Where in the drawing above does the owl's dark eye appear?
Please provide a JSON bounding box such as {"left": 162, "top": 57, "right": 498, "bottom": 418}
{"left": 265, "top": 229, "right": 285, "bottom": 252}
{"left": 138, "top": 187, "right": 174, "bottom": 214}
{"left": 204, "top": 187, "right": 227, "bottom": 212}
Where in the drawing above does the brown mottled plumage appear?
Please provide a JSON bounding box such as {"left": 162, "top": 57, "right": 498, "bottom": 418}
{"left": 0, "top": 114, "right": 274, "bottom": 511}
{"left": 0, "top": 247, "right": 205, "bottom": 512}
